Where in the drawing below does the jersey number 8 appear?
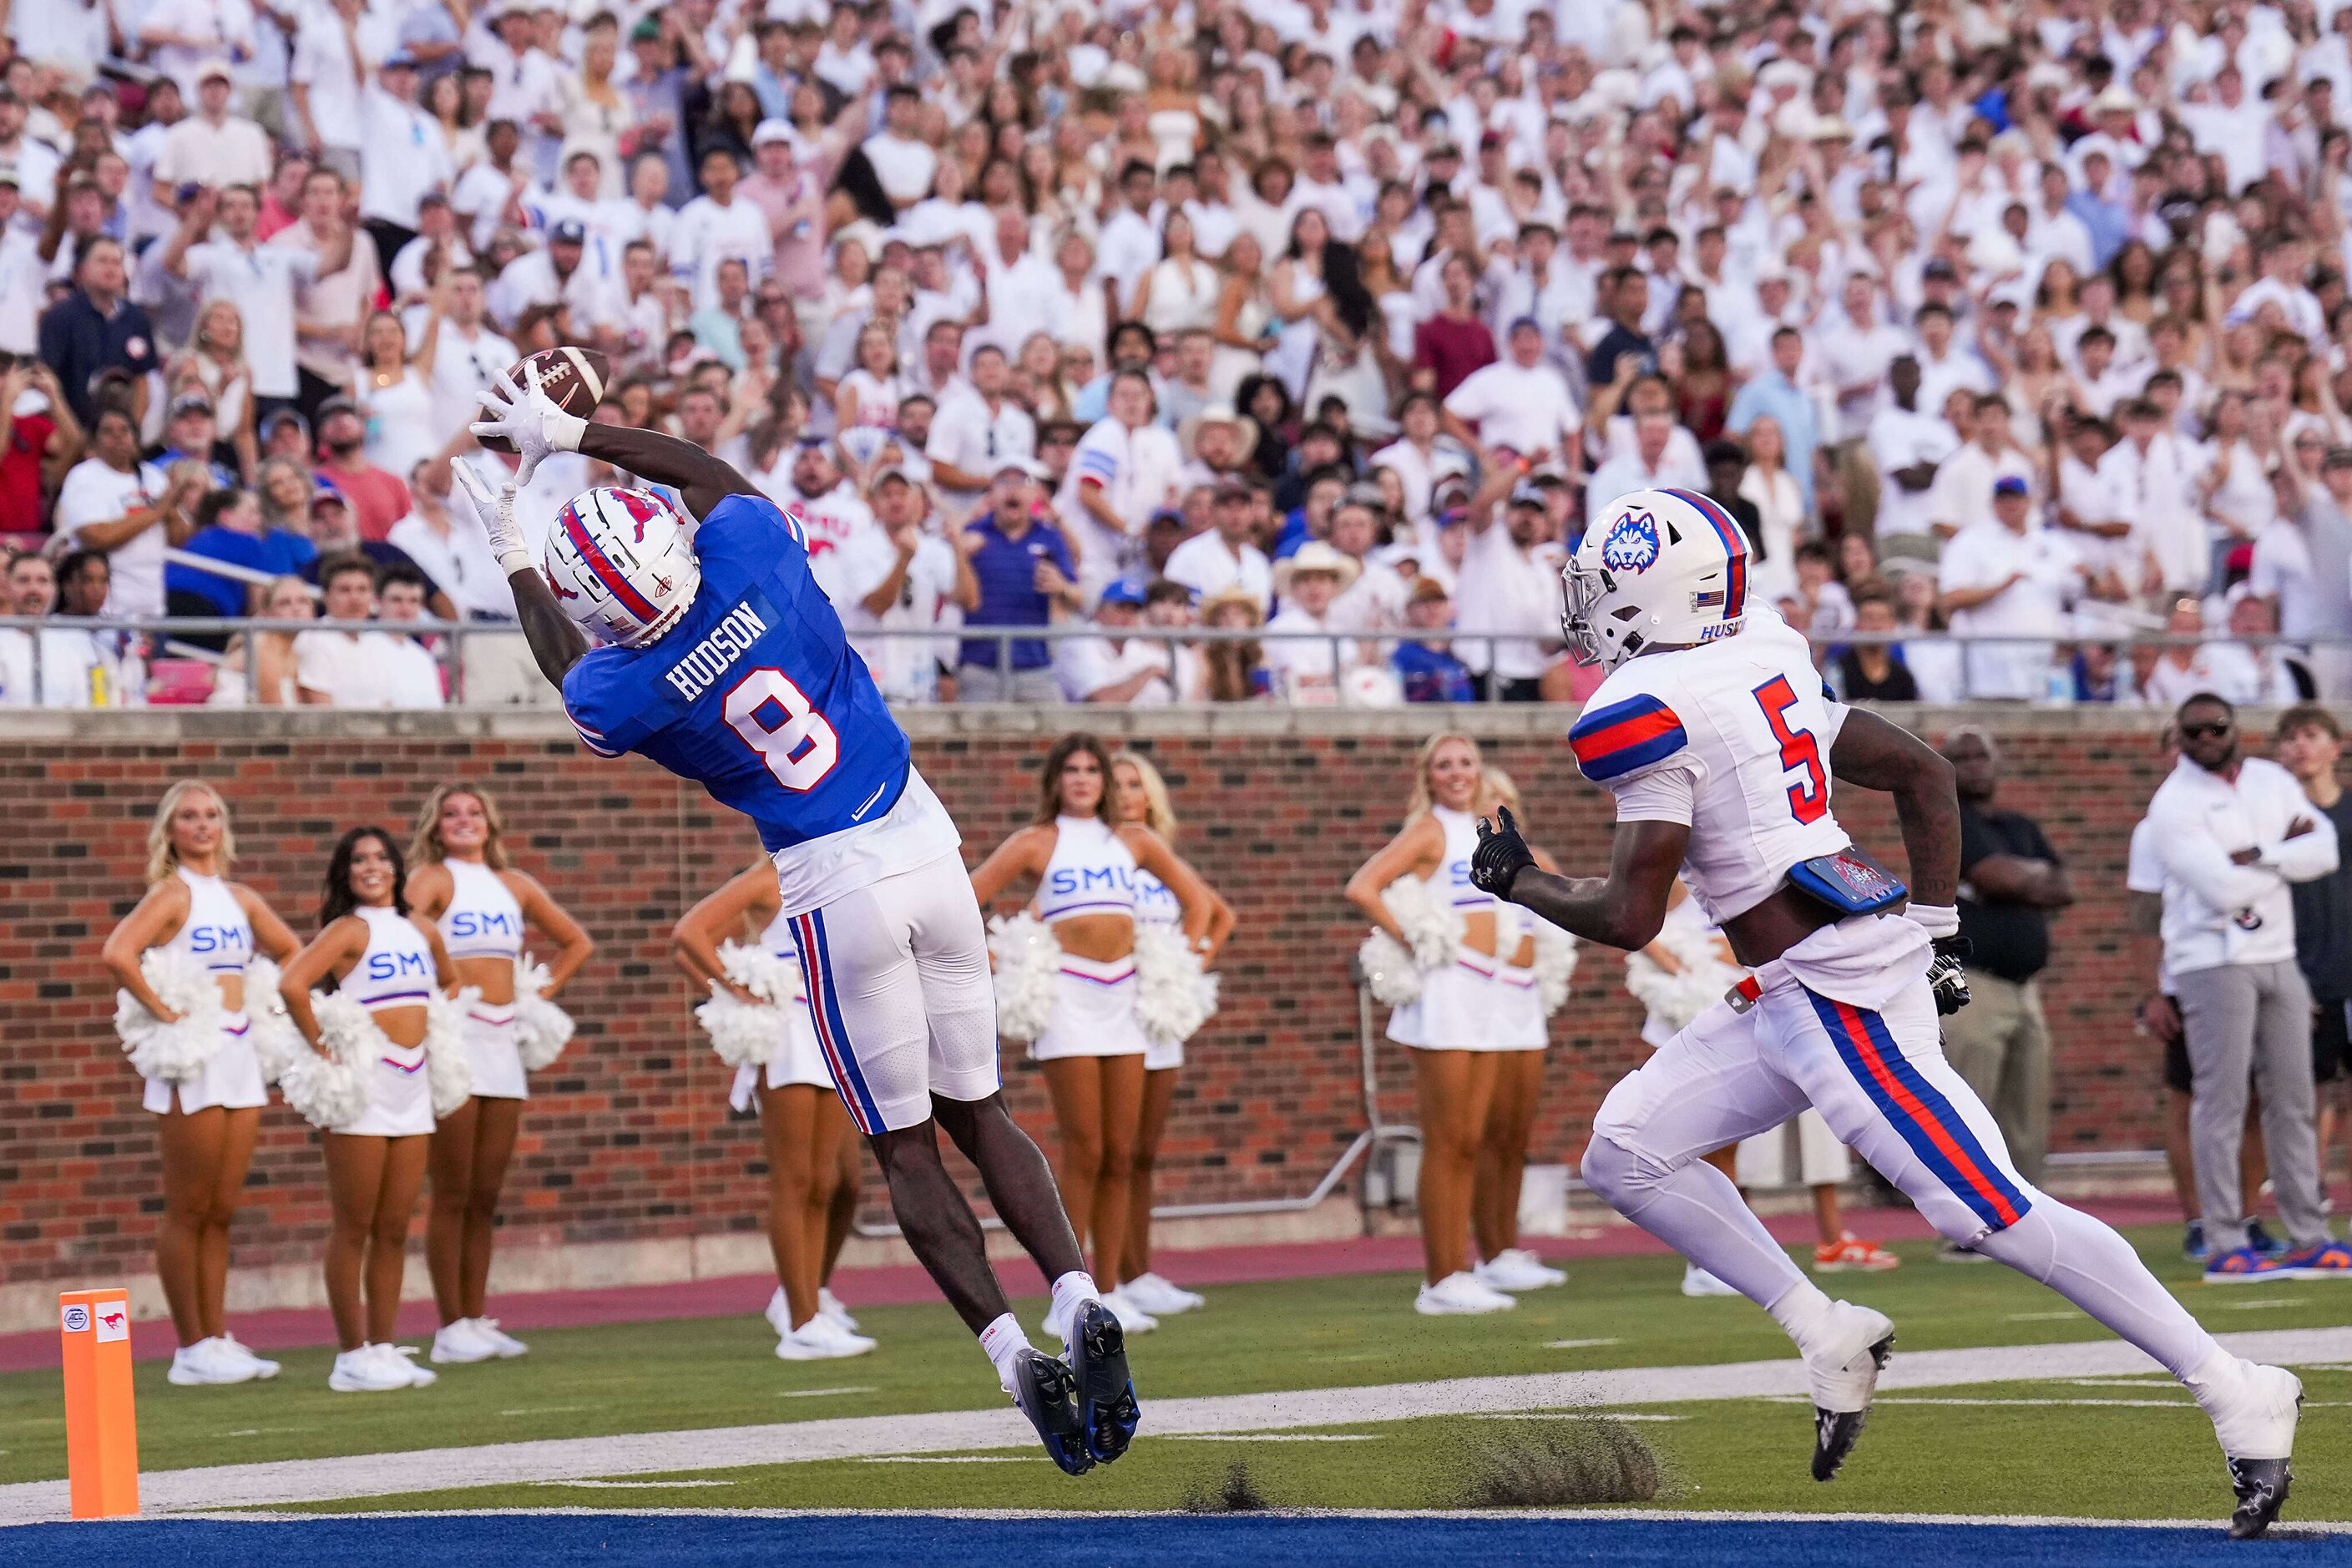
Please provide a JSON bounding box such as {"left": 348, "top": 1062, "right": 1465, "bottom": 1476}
{"left": 724, "top": 667, "right": 842, "bottom": 792}
{"left": 1752, "top": 675, "right": 1828, "bottom": 825}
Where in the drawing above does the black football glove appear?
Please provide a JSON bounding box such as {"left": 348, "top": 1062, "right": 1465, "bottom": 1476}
{"left": 1927, "top": 935, "right": 1974, "bottom": 1015}
{"left": 1471, "top": 806, "right": 1535, "bottom": 899}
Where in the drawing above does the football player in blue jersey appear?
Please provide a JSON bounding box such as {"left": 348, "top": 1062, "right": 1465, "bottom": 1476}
{"left": 453, "top": 363, "right": 1137, "bottom": 1474}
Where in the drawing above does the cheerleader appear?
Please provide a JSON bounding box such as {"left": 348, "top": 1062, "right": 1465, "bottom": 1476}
{"left": 1344, "top": 731, "right": 1521, "bottom": 1316}
{"left": 1629, "top": 881, "right": 1899, "bottom": 1297}
{"left": 969, "top": 733, "right": 1218, "bottom": 1337}
{"left": 100, "top": 781, "right": 301, "bottom": 1387}
{"left": 405, "top": 784, "right": 594, "bottom": 1366}
{"left": 1469, "top": 768, "right": 1570, "bottom": 1297}
{"left": 278, "top": 827, "right": 458, "bottom": 1393}
{"left": 1108, "top": 751, "right": 1235, "bottom": 1318}
{"left": 673, "top": 862, "right": 873, "bottom": 1362}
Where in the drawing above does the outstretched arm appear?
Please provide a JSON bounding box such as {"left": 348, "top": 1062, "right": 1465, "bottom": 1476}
{"left": 1826, "top": 706, "right": 1960, "bottom": 909}
{"left": 1474, "top": 806, "right": 1689, "bottom": 952}
{"left": 472, "top": 359, "right": 763, "bottom": 519}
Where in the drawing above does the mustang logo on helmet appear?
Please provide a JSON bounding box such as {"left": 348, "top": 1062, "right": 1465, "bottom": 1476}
{"left": 1601, "top": 509, "right": 1662, "bottom": 574}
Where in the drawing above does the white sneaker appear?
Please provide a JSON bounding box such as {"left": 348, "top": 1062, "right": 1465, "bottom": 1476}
{"left": 1801, "top": 1301, "right": 1894, "bottom": 1481}
{"left": 471, "top": 1318, "right": 529, "bottom": 1358}
{"left": 166, "top": 1338, "right": 258, "bottom": 1387}
{"left": 1414, "top": 1270, "right": 1519, "bottom": 1315}
{"left": 764, "top": 1286, "right": 792, "bottom": 1338}
{"left": 217, "top": 1333, "right": 280, "bottom": 1380}
{"left": 430, "top": 1318, "right": 496, "bottom": 1364}
{"left": 776, "top": 1314, "right": 876, "bottom": 1360}
{"left": 1100, "top": 1287, "right": 1160, "bottom": 1334}
{"left": 819, "top": 1287, "right": 859, "bottom": 1332}
{"left": 1121, "top": 1272, "right": 1206, "bottom": 1315}
{"left": 1474, "top": 1248, "right": 1567, "bottom": 1292}
{"left": 1680, "top": 1264, "right": 1743, "bottom": 1297}
{"left": 329, "top": 1343, "right": 415, "bottom": 1393}
{"left": 381, "top": 1342, "right": 438, "bottom": 1387}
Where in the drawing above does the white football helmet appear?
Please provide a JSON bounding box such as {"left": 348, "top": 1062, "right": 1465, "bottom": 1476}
{"left": 543, "top": 487, "right": 701, "bottom": 646}
{"left": 1560, "top": 487, "right": 1751, "bottom": 670}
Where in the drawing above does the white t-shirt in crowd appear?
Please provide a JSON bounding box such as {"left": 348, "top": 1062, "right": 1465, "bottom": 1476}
{"left": 293, "top": 626, "right": 444, "bottom": 706}
{"left": 1161, "top": 531, "right": 1272, "bottom": 614}
{"left": 1452, "top": 519, "right": 1564, "bottom": 680}
{"left": 1936, "top": 518, "right": 2081, "bottom": 699}
{"left": 1442, "top": 361, "right": 1580, "bottom": 459}
{"left": 58, "top": 458, "right": 169, "bottom": 619}
{"left": 839, "top": 529, "right": 959, "bottom": 703}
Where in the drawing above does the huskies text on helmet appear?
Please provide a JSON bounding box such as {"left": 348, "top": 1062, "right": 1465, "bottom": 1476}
{"left": 1561, "top": 487, "right": 1751, "bottom": 670}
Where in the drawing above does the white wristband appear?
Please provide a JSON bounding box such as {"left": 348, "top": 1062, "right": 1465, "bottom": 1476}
{"left": 546, "top": 406, "right": 587, "bottom": 453}
{"left": 493, "top": 545, "right": 536, "bottom": 578}
{"left": 1908, "top": 903, "right": 1960, "bottom": 939}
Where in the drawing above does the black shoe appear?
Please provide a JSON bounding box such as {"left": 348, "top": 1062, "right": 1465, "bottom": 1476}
{"left": 1811, "top": 1333, "right": 1894, "bottom": 1482}
{"left": 1065, "top": 1298, "right": 1141, "bottom": 1464}
{"left": 2228, "top": 1456, "right": 2292, "bottom": 1539}
{"left": 2248, "top": 1218, "right": 2285, "bottom": 1257}
{"left": 1010, "top": 1348, "right": 1093, "bottom": 1475}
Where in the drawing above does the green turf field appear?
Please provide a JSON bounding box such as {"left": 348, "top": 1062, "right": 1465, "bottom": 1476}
{"left": 1, "top": 1226, "right": 2344, "bottom": 1524}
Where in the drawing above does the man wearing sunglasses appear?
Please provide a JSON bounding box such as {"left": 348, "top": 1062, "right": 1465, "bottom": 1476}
{"left": 2144, "top": 692, "right": 2347, "bottom": 1283}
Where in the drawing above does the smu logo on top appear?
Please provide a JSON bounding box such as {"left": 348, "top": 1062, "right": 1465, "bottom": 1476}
{"left": 187, "top": 923, "right": 251, "bottom": 959}
{"left": 1047, "top": 866, "right": 1134, "bottom": 899}
{"left": 366, "top": 950, "right": 434, "bottom": 983}
{"left": 448, "top": 910, "right": 519, "bottom": 942}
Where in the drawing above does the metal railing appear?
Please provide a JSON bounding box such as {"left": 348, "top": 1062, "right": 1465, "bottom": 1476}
{"left": 3, "top": 615, "right": 2346, "bottom": 708}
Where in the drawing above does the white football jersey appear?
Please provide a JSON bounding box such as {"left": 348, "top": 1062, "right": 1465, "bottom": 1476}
{"left": 1569, "top": 607, "right": 1854, "bottom": 925}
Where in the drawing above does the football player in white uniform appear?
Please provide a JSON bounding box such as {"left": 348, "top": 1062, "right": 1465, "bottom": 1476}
{"left": 1468, "top": 488, "right": 2303, "bottom": 1539}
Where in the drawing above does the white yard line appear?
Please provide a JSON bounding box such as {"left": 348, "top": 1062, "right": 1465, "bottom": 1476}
{"left": 2, "top": 1326, "right": 2345, "bottom": 1526}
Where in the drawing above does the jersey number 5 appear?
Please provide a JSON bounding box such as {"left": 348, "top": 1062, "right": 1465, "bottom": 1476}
{"left": 724, "top": 668, "right": 841, "bottom": 792}
{"left": 1752, "top": 675, "right": 1828, "bottom": 824}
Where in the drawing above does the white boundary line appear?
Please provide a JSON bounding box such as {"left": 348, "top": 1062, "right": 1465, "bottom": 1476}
{"left": 2, "top": 1326, "right": 2344, "bottom": 1526}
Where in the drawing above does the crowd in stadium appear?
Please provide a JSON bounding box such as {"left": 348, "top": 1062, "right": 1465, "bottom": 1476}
{"left": 0, "top": 0, "right": 2349, "bottom": 706}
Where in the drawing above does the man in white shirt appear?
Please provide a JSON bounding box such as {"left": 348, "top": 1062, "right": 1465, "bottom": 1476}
{"left": 486, "top": 220, "right": 609, "bottom": 332}
{"left": 1441, "top": 318, "right": 1581, "bottom": 463}
{"left": 1057, "top": 371, "right": 1183, "bottom": 606}
{"left": 925, "top": 344, "right": 1036, "bottom": 518}
{"left": 150, "top": 61, "right": 274, "bottom": 200}
{"left": 1261, "top": 541, "right": 1360, "bottom": 702}
{"left": 1867, "top": 355, "right": 1961, "bottom": 550}
{"left": 840, "top": 467, "right": 977, "bottom": 703}
{"left": 668, "top": 148, "right": 772, "bottom": 312}
{"left": 296, "top": 555, "right": 434, "bottom": 706}
{"left": 0, "top": 551, "right": 94, "bottom": 706}
{"left": 416, "top": 266, "right": 518, "bottom": 441}
{"left": 58, "top": 408, "right": 197, "bottom": 621}
{"left": 1054, "top": 580, "right": 1181, "bottom": 704}
{"left": 357, "top": 51, "right": 453, "bottom": 261}
{"left": 1162, "top": 480, "right": 1272, "bottom": 614}
{"left": 2148, "top": 691, "right": 2340, "bottom": 1272}
{"left": 1586, "top": 407, "right": 1687, "bottom": 528}
{"left": 1455, "top": 482, "right": 1564, "bottom": 699}
{"left": 1936, "top": 476, "right": 2087, "bottom": 700}
{"left": 163, "top": 183, "right": 349, "bottom": 408}
{"left": 861, "top": 84, "right": 937, "bottom": 214}
{"left": 372, "top": 563, "right": 448, "bottom": 706}
{"left": 1095, "top": 160, "right": 1162, "bottom": 317}
{"left": 1929, "top": 393, "right": 2038, "bottom": 540}
{"left": 1814, "top": 269, "right": 1909, "bottom": 445}
{"left": 139, "top": 0, "right": 259, "bottom": 99}
{"left": 288, "top": 0, "right": 386, "bottom": 181}
{"left": 757, "top": 440, "right": 878, "bottom": 607}
{"left": 1326, "top": 493, "right": 1409, "bottom": 634}
{"left": 976, "top": 207, "right": 1060, "bottom": 359}
{"left": 2102, "top": 397, "right": 2208, "bottom": 594}
{"left": 478, "top": 0, "right": 562, "bottom": 129}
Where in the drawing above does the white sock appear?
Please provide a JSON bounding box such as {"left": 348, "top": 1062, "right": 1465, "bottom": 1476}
{"left": 1050, "top": 1270, "right": 1102, "bottom": 1323}
{"left": 979, "top": 1313, "right": 1033, "bottom": 1392}
{"left": 1971, "top": 1197, "right": 2220, "bottom": 1378}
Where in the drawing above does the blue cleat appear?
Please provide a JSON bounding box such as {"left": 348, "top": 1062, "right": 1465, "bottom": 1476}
{"left": 2248, "top": 1218, "right": 2285, "bottom": 1257}
{"left": 1009, "top": 1348, "right": 1093, "bottom": 1474}
{"left": 2204, "top": 1247, "right": 2290, "bottom": 1284}
{"left": 1065, "top": 1298, "right": 1141, "bottom": 1464}
{"left": 2282, "top": 1241, "right": 2352, "bottom": 1279}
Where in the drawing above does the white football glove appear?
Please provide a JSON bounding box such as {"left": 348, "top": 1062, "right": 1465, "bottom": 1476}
{"left": 450, "top": 459, "right": 533, "bottom": 577}
{"left": 469, "top": 359, "right": 584, "bottom": 486}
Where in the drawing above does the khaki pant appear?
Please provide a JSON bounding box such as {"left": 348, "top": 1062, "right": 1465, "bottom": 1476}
{"left": 1940, "top": 971, "right": 2050, "bottom": 1185}
{"left": 459, "top": 630, "right": 556, "bottom": 707}
{"left": 1831, "top": 438, "right": 1881, "bottom": 539}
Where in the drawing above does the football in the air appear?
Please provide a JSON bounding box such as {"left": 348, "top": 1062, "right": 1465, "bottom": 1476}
{"left": 479, "top": 346, "right": 609, "bottom": 453}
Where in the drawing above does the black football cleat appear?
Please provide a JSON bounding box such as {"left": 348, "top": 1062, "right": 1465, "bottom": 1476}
{"left": 2228, "top": 1456, "right": 2293, "bottom": 1540}
{"left": 1010, "top": 1348, "right": 1093, "bottom": 1474}
{"left": 1065, "top": 1298, "right": 1141, "bottom": 1464}
{"left": 1806, "top": 1308, "right": 1894, "bottom": 1482}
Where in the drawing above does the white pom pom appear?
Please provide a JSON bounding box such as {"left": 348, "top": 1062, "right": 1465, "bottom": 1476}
{"left": 240, "top": 956, "right": 307, "bottom": 1083}
{"left": 1384, "top": 876, "right": 1464, "bottom": 973}
{"left": 695, "top": 984, "right": 781, "bottom": 1068}
{"left": 1357, "top": 928, "right": 1423, "bottom": 1005}
{"left": 425, "top": 988, "right": 476, "bottom": 1119}
{"left": 987, "top": 913, "right": 1061, "bottom": 1042}
{"left": 281, "top": 993, "right": 373, "bottom": 1130}
{"left": 1133, "top": 923, "right": 1217, "bottom": 1048}
{"left": 512, "top": 954, "right": 574, "bottom": 1072}
{"left": 717, "top": 939, "right": 802, "bottom": 1005}
{"left": 1532, "top": 923, "right": 1581, "bottom": 1018}
{"left": 114, "top": 948, "right": 228, "bottom": 1083}
{"left": 1623, "top": 929, "right": 1743, "bottom": 1039}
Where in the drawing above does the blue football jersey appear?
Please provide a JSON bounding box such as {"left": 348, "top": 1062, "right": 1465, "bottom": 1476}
{"left": 561, "top": 493, "right": 911, "bottom": 853}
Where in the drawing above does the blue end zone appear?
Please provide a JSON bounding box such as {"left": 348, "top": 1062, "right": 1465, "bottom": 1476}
{"left": 0, "top": 1515, "right": 2337, "bottom": 1566}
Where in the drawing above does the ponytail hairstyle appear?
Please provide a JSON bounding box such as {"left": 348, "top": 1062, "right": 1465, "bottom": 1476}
{"left": 1110, "top": 749, "right": 1178, "bottom": 840}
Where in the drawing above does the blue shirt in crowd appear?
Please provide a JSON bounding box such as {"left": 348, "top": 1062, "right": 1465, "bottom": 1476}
{"left": 165, "top": 526, "right": 319, "bottom": 615}
{"left": 959, "top": 512, "right": 1075, "bottom": 670}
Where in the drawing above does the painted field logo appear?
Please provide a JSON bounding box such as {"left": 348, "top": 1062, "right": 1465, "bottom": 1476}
{"left": 1602, "top": 510, "right": 1662, "bottom": 574}
{"left": 61, "top": 1304, "right": 89, "bottom": 1333}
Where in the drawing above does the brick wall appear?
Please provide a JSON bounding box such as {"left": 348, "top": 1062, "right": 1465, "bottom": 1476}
{"left": 0, "top": 705, "right": 2224, "bottom": 1297}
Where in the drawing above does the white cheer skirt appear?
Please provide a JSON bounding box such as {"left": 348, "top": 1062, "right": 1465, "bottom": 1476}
{"left": 1493, "top": 962, "right": 1548, "bottom": 1052}
{"left": 142, "top": 1015, "right": 270, "bottom": 1113}
{"left": 463, "top": 1004, "right": 527, "bottom": 1100}
{"left": 727, "top": 998, "right": 837, "bottom": 1111}
{"left": 342, "top": 1034, "right": 437, "bottom": 1136}
{"left": 1030, "top": 953, "right": 1149, "bottom": 1061}
{"left": 1387, "top": 953, "right": 1510, "bottom": 1051}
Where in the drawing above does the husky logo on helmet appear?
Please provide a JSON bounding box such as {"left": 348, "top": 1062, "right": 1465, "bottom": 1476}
{"left": 1601, "top": 508, "right": 1662, "bottom": 574}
